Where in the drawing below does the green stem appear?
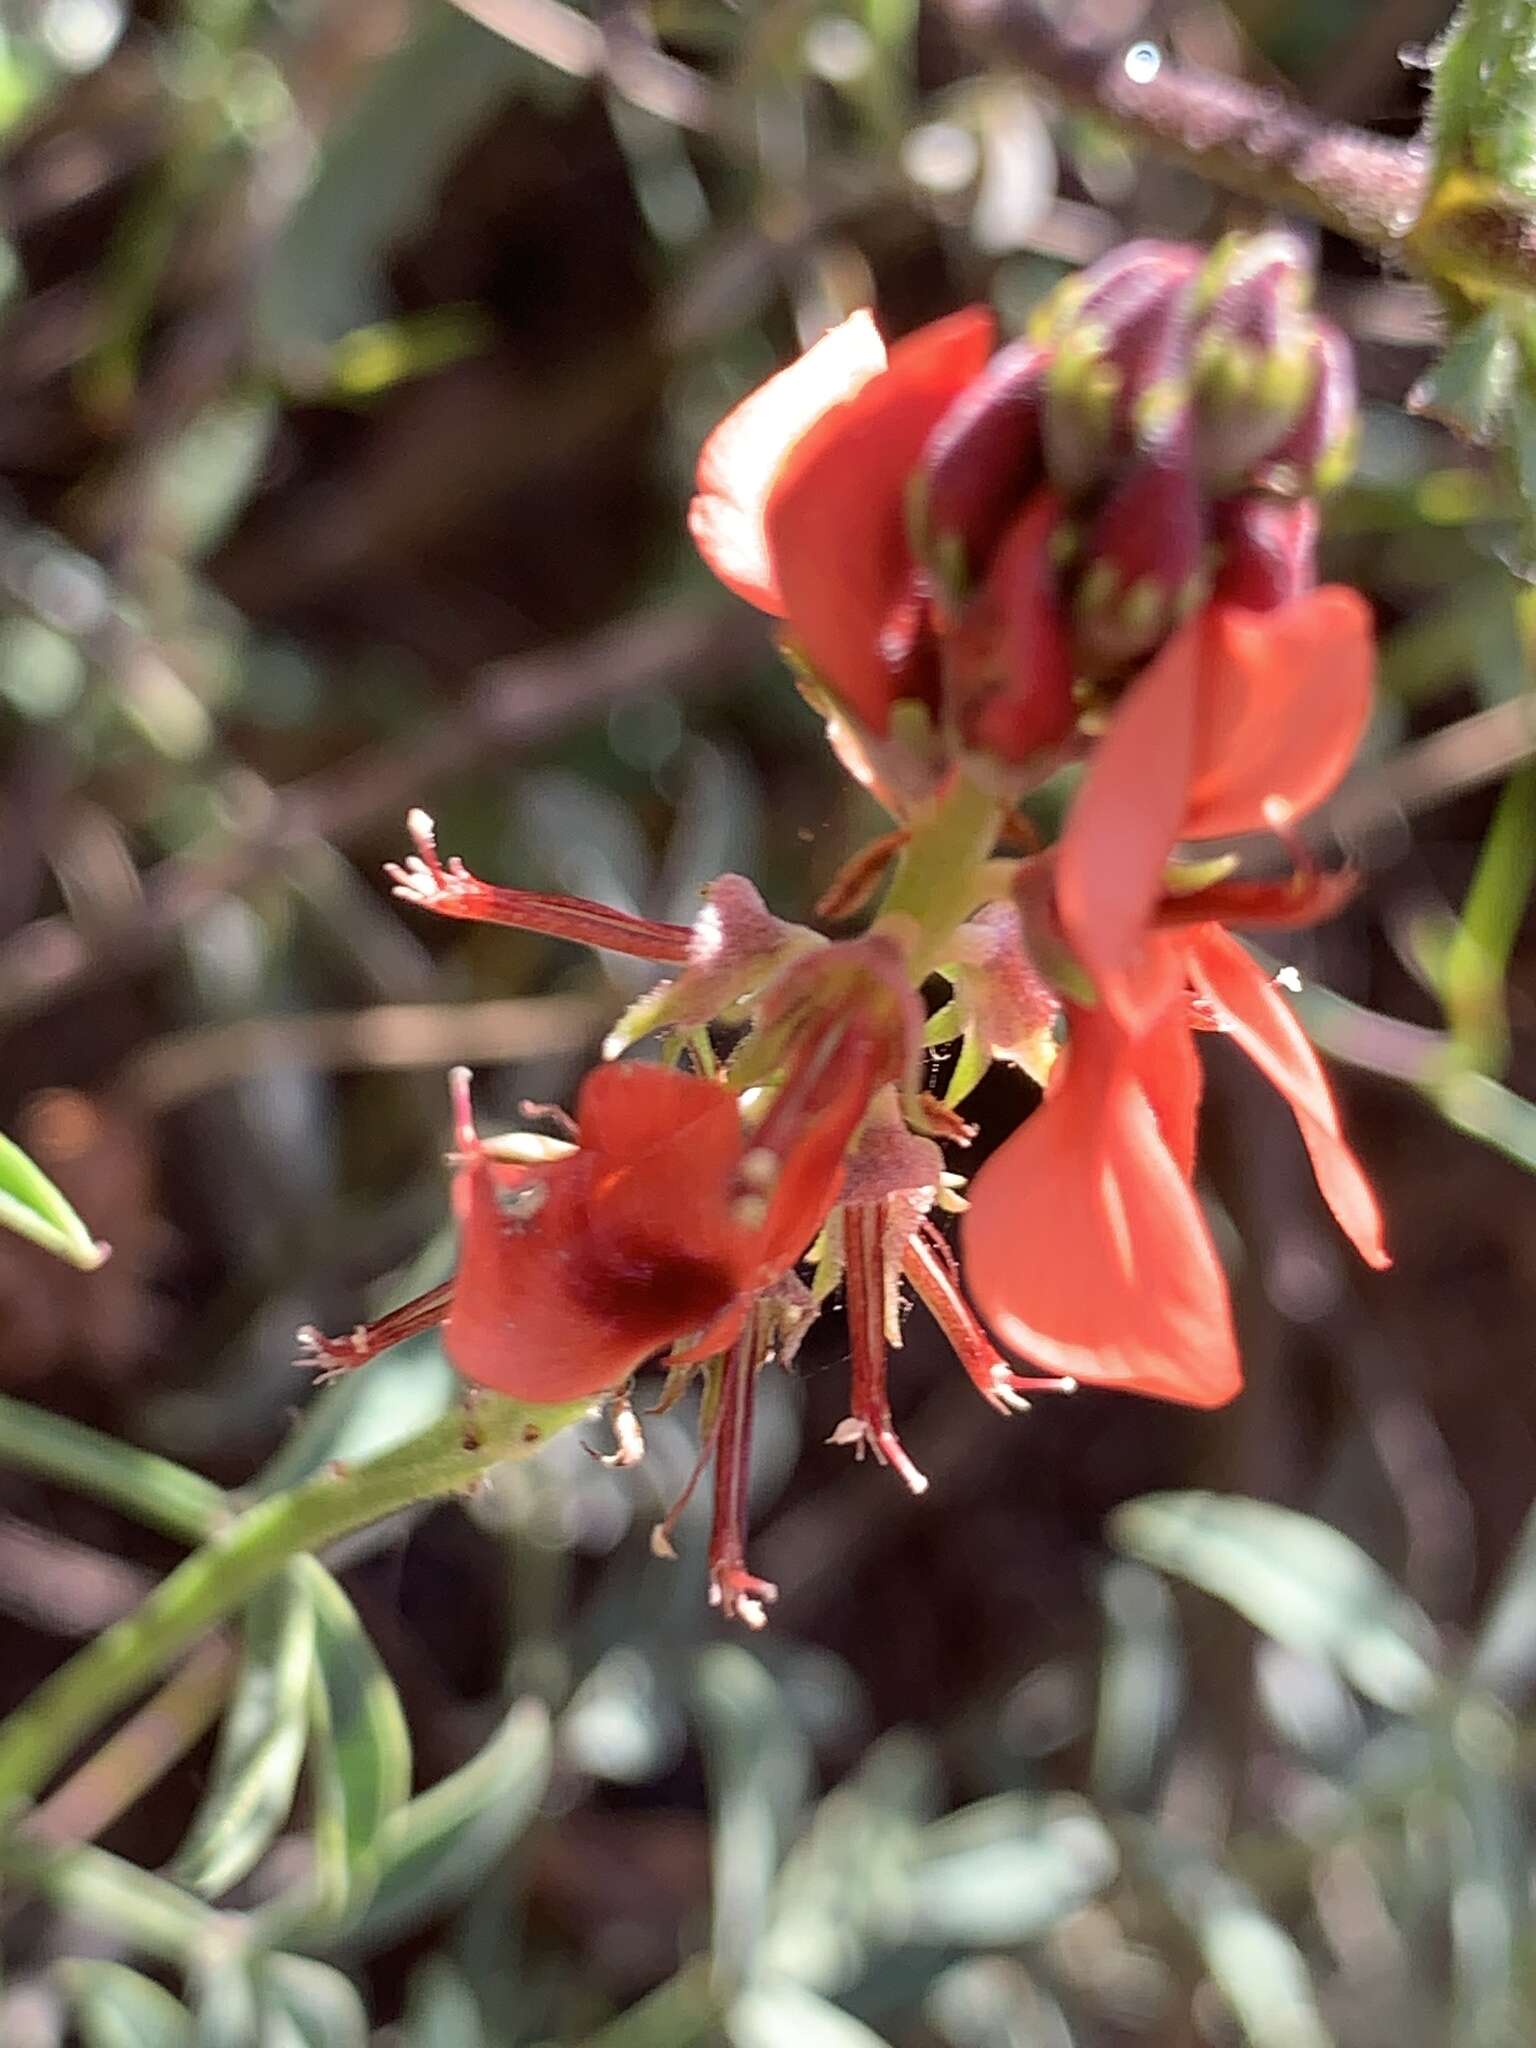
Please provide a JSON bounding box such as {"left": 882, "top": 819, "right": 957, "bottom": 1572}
{"left": 875, "top": 771, "right": 1003, "bottom": 979}
{"left": 0, "top": 1391, "right": 224, "bottom": 1543}
{"left": 1436, "top": 763, "right": 1536, "bottom": 1075}
{"left": 0, "top": 1393, "right": 588, "bottom": 1817}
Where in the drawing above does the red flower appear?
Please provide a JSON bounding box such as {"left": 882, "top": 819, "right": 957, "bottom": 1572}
{"left": 1054, "top": 586, "right": 1375, "bottom": 1027}
{"left": 690, "top": 308, "right": 996, "bottom": 736}
{"left": 961, "top": 924, "right": 1386, "bottom": 1408}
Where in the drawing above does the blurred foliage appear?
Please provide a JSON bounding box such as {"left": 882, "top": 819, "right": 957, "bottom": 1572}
{"left": 6, "top": 0, "right": 1536, "bottom": 2045}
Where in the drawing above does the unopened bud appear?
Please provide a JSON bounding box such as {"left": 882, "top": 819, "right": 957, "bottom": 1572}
{"left": 1254, "top": 319, "right": 1358, "bottom": 497}
{"left": 1072, "top": 425, "right": 1210, "bottom": 676}
{"left": 911, "top": 339, "right": 1047, "bottom": 608}
{"left": 1192, "top": 250, "right": 1318, "bottom": 492}
{"left": 1036, "top": 241, "right": 1200, "bottom": 497}
{"left": 944, "top": 494, "right": 1077, "bottom": 767}
{"left": 1213, "top": 495, "right": 1318, "bottom": 610}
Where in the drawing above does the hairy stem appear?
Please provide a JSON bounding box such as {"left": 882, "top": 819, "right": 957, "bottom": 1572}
{"left": 936, "top": 0, "right": 1536, "bottom": 302}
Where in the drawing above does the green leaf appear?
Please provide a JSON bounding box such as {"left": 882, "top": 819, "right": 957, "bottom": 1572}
{"left": 900, "top": 1794, "right": 1117, "bottom": 1947}
{"left": 295, "top": 1554, "right": 411, "bottom": 1927}
{"left": 1408, "top": 310, "right": 1519, "bottom": 444}
{"left": 404, "top": 1956, "right": 486, "bottom": 2048}
{"left": 60, "top": 1962, "right": 194, "bottom": 2048}
{"left": 571, "top": 1959, "right": 723, "bottom": 2048}
{"left": 0, "top": 1128, "right": 106, "bottom": 1270}
{"left": 692, "top": 1646, "right": 814, "bottom": 1986}
{"left": 730, "top": 1980, "right": 895, "bottom": 2048}
{"left": 172, "top": 1568, "right": 316, "bottom": 1897}
{"left": 1470, "top": 1495, "right": 1536, "bottom": 1697}
{"left": 258, "top": 1954, "right": 369, "bottom": 2048}
{"left": 1111, "top": 1492, "right": 1441, "bottom": 1714}
{"left": 1428, "top": 0, "right": 1536, "bottom": 205}
{"left": 763, "top": 1729, "right": 939, "bottom": 1993}
{"left": 1088, "top": 1561, "right": 1183, "bottom": 1812}
{"left": 1132, "top": 1826, "right": 1333, "bottom": 2048}
{"left": 336, "top": 1696, "right": 552, "bottom": 1953}
{"left": 4, "top": 1839, "right": 216, "bottom": 1964}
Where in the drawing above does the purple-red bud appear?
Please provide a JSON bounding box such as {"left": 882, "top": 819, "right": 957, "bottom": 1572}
{"left": 1212, "top": 496, "right": 1318, "bottom": 610}
{"left": 1072, "top": 424, "right": 1209, "bottom": 676}
{"left": 912, "top": 339, "right": 1047, "bottom": 607}
{"left": 1038, "top": 242, "right": 1200, "bottom": 498}
{"left": 1191, "top": 233, "right": 1320, "bottom": 490}
{"left": 1254, "top": 319, "right": 1358, "bottom": 497}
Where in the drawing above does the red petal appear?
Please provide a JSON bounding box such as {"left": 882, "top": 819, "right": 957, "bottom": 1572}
{"left": 765, "top": 309, "right": 996, "bottom": 733}
{"left": 1184, "top": 926, "right": 1389, "bottom": 1268}
{"left": 953, "top": 493, "right": 1077, "bottom": 764}
{"left": 1056, "top": 616, "right": 1201, "bottom": 1023}
{"left": 961, "top": 1008, "right": 1240, "bottom": 1407}
{"left": 577, "top": 1063, "right": 754, "bottom": 1271}
{"left": 689, "top": 310, "right": 887, "bottom": 614}
{"left": 1130, "top": 989, "right": 1203, "bottom": 1181}
{"left": 1184, "top": 587, "right": 1374, "bottom": 839}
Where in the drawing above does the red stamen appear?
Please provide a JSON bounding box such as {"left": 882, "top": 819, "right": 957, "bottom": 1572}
{"left": 706, "top": 1322, "right": 778, "bottom": 1629}
{"left": 904, "top": 1221, "right": 1075, "bottom": 1412}
{"left": 814, "top": 828, "right": 911, "bottom": 923}
{"left": 388, "top": 810, "right": 693, "bottom": 963}
{"left": 296, "top": 1278, "right": 455, "bottom": 1381}
{"left": 833, "top": 1202, "right": 928, "bottom": 1494}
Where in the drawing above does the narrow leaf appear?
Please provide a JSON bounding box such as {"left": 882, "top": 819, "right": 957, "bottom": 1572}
{"left": 1133, "top": 1826, "right": 1334, "bottom": 2048}
{"left": 172, "top": 1568, "right": 316, "bottom": 1897}
{"left": 692, "top": 1645, "right": 814, "bottom": 1987}
{"left": 1111, "top": 1492, "right": 1441, "bottom": 1713}
{"left": 337, "top": 1696, "right": 552, "bottom": 1953}
{"left": 731, "top": 1980, "right": 894, "bottom": 2048}
{"left": 1088, "top": 1561, "right": 1183, "bottom": 1812}
{"left": 258, "top": 1953, "right": 369, "bottom": 2048}
{"left": 1471, "top": 1494, "right": 1536, "bottom": 1697}
{"left": 901, "top": 1793, "right": 1117, "bottom": 1947}
{"left": 300, "top": 1555, "right": 412, "bottom": 1874}
{"left": 60, "top": 1962, "right": 193, "bottom": 2048}
{"left": 0, "top": 1129, "right": 107, "bottom": 1270}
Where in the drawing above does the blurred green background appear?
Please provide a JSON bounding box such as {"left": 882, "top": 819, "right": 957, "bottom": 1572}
{"left": 5, "top": 0, "right": 1536, "bottom": 2042}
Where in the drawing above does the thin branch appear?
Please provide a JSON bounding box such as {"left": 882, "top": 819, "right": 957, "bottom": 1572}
{"left": 0, "top": 605, "right": 764, "bottom": 1034}
{"left": 937, "top": 1, "right": 1536, "bottom": 295}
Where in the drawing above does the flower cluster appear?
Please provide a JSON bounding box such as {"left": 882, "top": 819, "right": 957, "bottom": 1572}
{"left": 303, "top": 234, "right": 1387, "bottom": 1623}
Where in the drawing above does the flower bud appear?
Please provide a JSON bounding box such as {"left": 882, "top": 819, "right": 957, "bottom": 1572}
{"left": 943, "top": 495, "right": 1077, "bottom": 767}
{"left": 1038, "top": 241, "right": 1200, "bottom": 498}
{"left": 1071, "top": 422, "right": 1210, "bottom": 677}
{"left": 910, "top": 339, "right": 1047, "bottom": 608}
{"left": 1254, "top": 319, "right": 1358, "bottom": 497}
{"left": 1192, "top": 234, "right": 1319, "bottom": 492}
{"left": 1212, "top": 495, "right": 1318, "bottom": 610}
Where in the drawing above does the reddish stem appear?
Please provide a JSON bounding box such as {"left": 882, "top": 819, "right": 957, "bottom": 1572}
{"left": 838, "top": 1202, "right": 928, "bottom": 1494}
{"left": 707, "top": 1321, "right": 778, "bottom": 1629}
{"left": 388, "top": 809, "right": 692, "bottom": 963}
{"left": 296, "top": 1278, "right": 456, "bottom": 1378}
{"left": 903, "top": 1221, "right": 1074, "bottom": 1410}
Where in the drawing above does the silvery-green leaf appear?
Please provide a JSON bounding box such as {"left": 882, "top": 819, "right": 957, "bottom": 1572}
{"left": 1111, "top": 1492, "right": 1440, "bottom": 1713}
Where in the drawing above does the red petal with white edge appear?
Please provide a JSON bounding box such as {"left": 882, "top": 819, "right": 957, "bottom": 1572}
{"left": 764, "top": 309, "right": 996, "bottom": 735}
{"left": 689, "top": 310, "right": 887, "bottom": 615}
{"left": 1184, "top": 587, "right": 1374, "bottom": 840}
{"left": 1055, "top": 617, "right": 1201, "bottom": 1027}
{"left": 1185, "top": 925, "right": 1389, "bottom": 1268}
{"left": 961, "top": 1008, "right": 1241, "bottom": 1407}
